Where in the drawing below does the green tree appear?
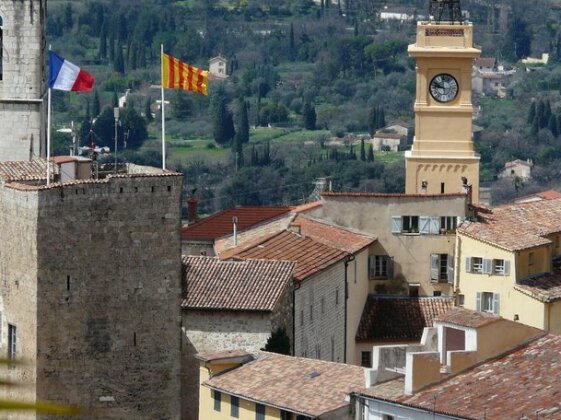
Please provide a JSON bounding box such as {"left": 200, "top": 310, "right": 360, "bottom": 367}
{"left": 144, "top": 96, "right": 153, "bottom": 123}
{"left": 114, "top": 44, "right": 125, "bottom": 74}
{"left": 303, "top": 102, "right": 317, "bottom": 130}
{"left": 170, "top": 91, "right": 192, "bottom": 120}
{"left": 367, "top": 143, "right": 374, "bottom": 162}
{"left": 235, "top": 99, "right": 250, "bottom": 144}
{"left": 92, "top": 90, "right": 101, "bottom": 118}
{"left": 360, "top": 138, "right": 366, "bottom": 161}
{"left": 121, "top": 106, "right": 148, "bottom": 149}
{"left": 64, "top": 4, "right": 73, "bottom": 30}
{"left": 211, "top": 87, "right": 235, "bottom": 145}
{"left": 99, "top": 20, "right": 108, "bottom": 59}
{"left": 263, "top": 327, "right": 290, "bottom": 355}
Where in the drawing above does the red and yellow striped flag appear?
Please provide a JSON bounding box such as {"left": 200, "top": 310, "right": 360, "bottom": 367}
{"left": 161, "top": 53, "right": 208, "bottom": 95}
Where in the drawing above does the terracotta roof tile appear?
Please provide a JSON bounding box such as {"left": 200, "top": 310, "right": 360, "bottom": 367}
{"left": 322, "top": 192, "right": 466, "bottom": 198}
{"left": 205, "top": 352, "right": 365, "bottom": 417}
{"left": 459, "top": 198, "right": 561, "bottom": 251}
{"left": 292, "top": 215, "right": 376, "bottom": 254}
{"left": 398, "top": 333, "right": 561, "bottom": 419}
{"left": 356, "top": 296, "right": 453, "bottom": 342}
{"left": 196, "top": 350, "right": 253, "bottom": 362}
{"left": 433, "top": 307, "right": 501, "bottom": 328}
{"left": 225, "top": 230, "right": 350, "bottom": 281}
{"left": 181, "top": 256, "right": 294, "bottom": 311}
{"left": 291, "top": 201, "right": 322, "bottom": 213}
{"left": 182, "top": 206, "right": 292, "bottom": 241}
{"left": 537, "top": 189, "right": 561, "bottom": 200}
{"left": 514, "top": 269, "right": 561, "bottom": 303}
{"left": 0, "top": 159, "right": 54, "bottom": 182}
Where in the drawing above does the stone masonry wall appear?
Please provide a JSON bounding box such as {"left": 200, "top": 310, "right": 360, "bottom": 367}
{"left": 0, "top": 0, "right": 45, "bottom": 161}
{"left": 181, "top": 310, "right": 273, "bottom": 420}
{"left": 294, "top": 263, "right": 346, "bottom": 363}
{"left": 34, "top": 175, "right": 183, "bottom": 419}
{"left": 0, "top": 185, "right": 39, "bottom": 420}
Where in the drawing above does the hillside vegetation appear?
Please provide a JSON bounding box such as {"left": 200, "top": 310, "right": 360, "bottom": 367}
{"left": 47, "top": 0, "right": 561, "bottom": 212}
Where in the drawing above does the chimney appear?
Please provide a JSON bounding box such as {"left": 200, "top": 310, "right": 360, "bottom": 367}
{"left": 187, "top": 196, "right": 199, "bottom": 223}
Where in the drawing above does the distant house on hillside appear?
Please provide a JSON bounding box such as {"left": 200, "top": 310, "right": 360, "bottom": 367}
{"left": 499, "top": 158, "right": 533, "bottom": 180}
{"left": 209, "top": 55, "right": 228, "bottom": 79}
{"left": 379, "top": 6, "right": 416, "bottom": 21}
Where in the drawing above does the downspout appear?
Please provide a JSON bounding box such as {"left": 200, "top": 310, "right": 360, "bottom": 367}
{"left": 453, "top": 234, "right": 461, "bottom": 300}
{"left": 292, "top": 279, "right": 301, "bottom": 356}
{"left": 344, "top": 254, "right": 355, "bottom": 364}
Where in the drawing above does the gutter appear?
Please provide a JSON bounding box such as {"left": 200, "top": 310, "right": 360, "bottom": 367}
{"left": 344, "top": 254, "right": 355, "bottom": 363}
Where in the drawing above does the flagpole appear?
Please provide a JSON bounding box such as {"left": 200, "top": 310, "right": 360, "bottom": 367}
{"left": 47, "top": 44, "right": 52, "bottom": 186}
{"left": 161, "top": 44, "right": 166, "bottom": 171}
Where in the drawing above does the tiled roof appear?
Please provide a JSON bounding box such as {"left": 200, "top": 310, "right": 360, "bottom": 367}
{"left": 458, "top": 198, "right": 561, "bottom": 251}
{"left": 181, "top": 256, "right": 294, "bottom": 311}
{"left": 514, "top": 269, "right": 561, "bottom": 303}
{"left": 433, "top": 307, "right": 501, "bottom": 328}
{"left": 397, "top": 333, "right": 561, "bottom": 419}
{"left": 356, "top": 296, "right": 454, "bottom": 342}
{"left": 322, "top": 192, "right": 466, "bottom": 198}
{"left": 537, "top": 189, "right": 561, "bottom": 200}
{"left": 291, "top": 201, "right": 322, "bottom": 213}
{"left": 504, "top": 159, "right": 533, "bottom": 168}
{"left": 182, "top": 206, "right": 292, "bottom": 241}
{"left": 204, "top": 352, "right": 365, "bottom": 417}
{"left": 224, "top": 230, "right": 350, "bottom": 282}
{"left": 474, "top": 57, "right": 496, "bottom": 67}
{"left": 292, "top": 215, "right": 376, "bottom": 254}
{"left": 373, "top": 132, "right": 403, "bottom": 139}
{"left": 0, "top": 159, "right": 54, "bottom": 181}
{"left": 196, "top": 350, "right": 252, "bottom": 362}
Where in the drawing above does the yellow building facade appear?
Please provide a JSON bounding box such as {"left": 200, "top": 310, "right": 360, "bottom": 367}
{"left": 406, "top": 22, "right": 481, "bottom": 203}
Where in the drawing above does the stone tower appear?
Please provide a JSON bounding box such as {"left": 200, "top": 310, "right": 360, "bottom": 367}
{"left": 0, "top": 163, "right": 182, "bottom": 419}
{"left": 405, "top": 19, "right": 481, "bottom": 203}
{"left": 0, "top": 0, "right": 45, "bottom": 161}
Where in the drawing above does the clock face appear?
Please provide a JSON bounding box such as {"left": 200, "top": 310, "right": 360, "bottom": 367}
{"left": 429, "top": 74, "right": 459, "bottom": 103}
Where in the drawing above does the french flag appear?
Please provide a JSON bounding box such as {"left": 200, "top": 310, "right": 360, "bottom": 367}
{"left": 48, "top": 51, "right": 94, "bottom": 92}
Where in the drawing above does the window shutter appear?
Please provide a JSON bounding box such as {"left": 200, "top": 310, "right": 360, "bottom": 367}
{"left": 465, "top": 257, "right": 471, "bottom": 273}
{"left": 476, "top": 292, "right": 481, "bottom": 311}
{"left": 387, "top": 258, "right": 394, "bottom": 279}
{"left": 483, "top": 259, "right": 492, "bottom": 274}
{"left": 504, "top": 260, "right": 511, "bottom": 276}
{"left": 447, "top": 255, "right": 455, "bottom": 283}
{"left": 391, "top": 216, "right": 402, "bottom": 233}
{"left": 368, "top": 256, "right": 375, "bottom": 278}
{"left": 493, "top": 293, "right": 500, "bottom": 315}
{"left": 420, "top": 216, "right": 430, "bottom": 234}
{"left": 430, "top": 217, "right": 440, "bottom": 234}
{"left": 430, "top": 254, "right": 439, "bottom": 280}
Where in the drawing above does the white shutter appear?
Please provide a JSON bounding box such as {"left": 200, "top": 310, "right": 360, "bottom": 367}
{"left": 447, "top": 255, "right": 454, "bottom": 283}
{"left": 504, "top": 260, "right": 511, "bottom": 276}
{"left": 420, "top": 216, "right": 430, "bottom": 234}
{"left": 483, "top": 259, "right": 492, "bottom": 274}
{"left": 391, "top": 216, "right": 402, "bottom": 234}
{"left": 465, "top": 257, "right": 471, "bottom": 273}
{"left": 476, "top": 292, "right": 481, "bottom": 311}
{"left": 430, "top": 254, "right": 439, "bottom": 280}
{"left": 430, "top": 217, "right": 440, "bottom": 234}
{"left": 493, "top": 293, "right": 500, "bottom": 315}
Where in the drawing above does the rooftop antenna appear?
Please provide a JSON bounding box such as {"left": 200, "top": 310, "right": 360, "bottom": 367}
{"left": 429, "top": 0, "right": 463, "bottom": 24}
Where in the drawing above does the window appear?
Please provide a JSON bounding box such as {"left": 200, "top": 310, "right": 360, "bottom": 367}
{"left": 477, "top": 292, "right": 500, "bottom": 314}
{"left": 8, "top": 324, "right": 16, "bottom": 360}
{"left": 231, "top": 396, "right": 239, "bottom": 418}
{"left": 493, "top": 259, "right": 505, "bottom": 274}
{"left": 409, "top": 285, "right": 420, "bottom": 297}
{"left": 402, "top": 216, "right": 419, "bottom": 233}
{"left": 458, "top": 294, "right": 465, "bottom": 306}
{"left": 361, "top": 351, "right": 372, "bottom": 368}
{"left": 440, "top": 216, "right": 457, "bottom": 233}
{"left": 281, "top": 411, "right": 291, "bottom": 420}
{"left": 213, "top": 390, "right": 221, "bottom": 412}
{"left": 382, "top": 415, "right": 395, "bottom": 420}
{"left": 431, "top": 254, "right": 453, "bottom": 283}
{"left": 441, "top": 182, "right": 445, "bottom": 194}
{"left": 433, "top": 291, "right": 442, "bottom": 296}
{"left": 369, "top": 255, "right": 393, "bottom": 279}
{"left": 256, "top": 403, "right": 265, "bottom": 420}
{"left": 472, "top": 257, "right": 483, "bottom": 273}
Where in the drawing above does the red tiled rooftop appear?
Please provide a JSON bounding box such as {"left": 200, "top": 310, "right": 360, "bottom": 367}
{"left": 0, "top": 159, "right": 53, "bottom": 182}
{"left": 321, "top": 192, "right": 466, "bottom": 198}
{"left": 397, "top": 333, "right": 560, "bottom": 419}
{"left": 433, "top": 307, "right": 501, "bottom": 328}
{"left": 205, "top": 352, "right": 365, "bottom": 418}
{"left": 514, "top": 269, "right": 561, "bottom": 303}
{"left": 224, "top": 230, "right": 349, "bottom": 281}
{"left": 182, "top": 206, "right": 292, "bottom": 241}
{"left": 181, "top": 256, "right": 294, "bottom": 311}
{"left": 356, "top": 296, "right": 454, "bottom": 342}
{"left": 459, "top": 198, "right": 561, "bottom": 251}
{"left": 537, "top": 189, "right": 561, "bottom": 200}
{"left": 291, "top": 201, "right": 322, "bottom": 213}
{"left": 292, "top": 215, "right": 376, "bottom": 254}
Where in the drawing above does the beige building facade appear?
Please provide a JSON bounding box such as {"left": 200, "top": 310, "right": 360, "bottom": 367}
{"left": 406, "top": 22, "right": 481, "bottom": 203}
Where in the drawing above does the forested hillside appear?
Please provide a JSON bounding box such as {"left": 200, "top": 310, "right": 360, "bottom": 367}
{"left": 47, "top": 0, "right": 561, "bottom": 212}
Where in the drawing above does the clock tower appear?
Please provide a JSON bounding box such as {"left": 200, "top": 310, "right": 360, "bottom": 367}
{"left": 405, "top": 7, "right": 481, "bottom": 203}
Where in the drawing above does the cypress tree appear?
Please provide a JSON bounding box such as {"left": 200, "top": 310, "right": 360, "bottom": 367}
{"left": 303, "top": 102, "right": 316, "bottom": 130}
{"left": 360, "top": 138, "right": 366, "bottom": 161}
{"left": 527, "top": 102, "right": 536, "bottom": 125}
{"left": 145, "top": 96, "right": 153, "bottom": 123}
{"left": 114, "top": 44, "right": 125, "bottom": 74}
{"left": 367, "top": 144, "right": 375, "bottom": 162}
{"left": 548, "top": 114, "right": 558, "bottom": 137}
{"left": 99, "top": 20, "right": 108, "bottom": 59}
{"left": 92, "top": 90, "right": 101, "bottom": 117}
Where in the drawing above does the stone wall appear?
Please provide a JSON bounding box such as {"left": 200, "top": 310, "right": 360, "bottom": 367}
{"left": 28, "top": 174, "right": 183, "bottom": 419}
{"left": 294, "top": 262, "right": 346, "bottom": 363}
{"left": 0, "top": 0, "right": 45, "bottom": 161}
{"left": 181, "top": 310, "right": 274, "bottom": 420}
{"left": 0, "top": 186, "right": 39, "bottom": 419}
